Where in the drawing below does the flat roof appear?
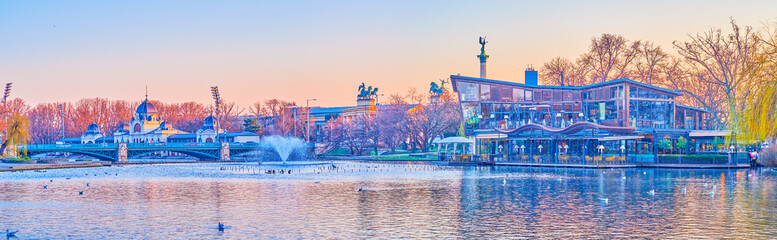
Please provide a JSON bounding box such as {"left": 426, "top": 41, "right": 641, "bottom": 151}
{"left": 676, "top": 104, "right": 710, "bottom": 113}
{"left": 450, "top": 75, "right": 683, "bottom": 96}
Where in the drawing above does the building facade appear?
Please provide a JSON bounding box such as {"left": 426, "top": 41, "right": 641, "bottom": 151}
{"left": 450, "top": 71, "right": 726, "bottom": 164}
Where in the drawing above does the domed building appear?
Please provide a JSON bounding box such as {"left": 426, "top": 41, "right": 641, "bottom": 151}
{"left": 113, "top": 98, "right": 185, "bottom": 143}
{"left": 80, "top": 122, "right": 104, "bottom": 144}
{"left": 196, "top": 114, "right": 226, "bottom": 143}
{"left": 63, "top": 96, "right": 260, "bottom": 145}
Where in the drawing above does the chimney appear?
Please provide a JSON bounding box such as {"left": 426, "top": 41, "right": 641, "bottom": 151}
{"left": 525, "top": 65, "right": 538, "bottom": 86}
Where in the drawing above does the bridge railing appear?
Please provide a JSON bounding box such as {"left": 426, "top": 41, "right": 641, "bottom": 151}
{"left": 25, "top": 141, "right": 310, "bottom": 150}
{"left": 24, "top": 143, "right": 119, "bottom": 150}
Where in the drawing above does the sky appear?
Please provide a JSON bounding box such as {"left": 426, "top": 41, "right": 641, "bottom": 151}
{"left": 1, "top": 0, "right": 776, "bottom": 109}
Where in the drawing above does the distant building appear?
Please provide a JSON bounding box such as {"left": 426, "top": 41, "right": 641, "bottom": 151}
{"left": 62, "top": 97, "right": 260, "bottom": 145}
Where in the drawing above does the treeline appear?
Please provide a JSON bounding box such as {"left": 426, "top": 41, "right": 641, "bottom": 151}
{"left": 320, "top": 89, "right": 461, "bottom": 155}
{"left": 1, "top": 98, "right": 248, "bottom": 144}
{"left": 539, "top": 19, "right": 777, "bottom": 136}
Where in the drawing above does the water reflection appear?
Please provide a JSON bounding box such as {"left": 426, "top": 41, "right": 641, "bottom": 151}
{"left": 0, "top": 163, "right": 775, "bottom": 239}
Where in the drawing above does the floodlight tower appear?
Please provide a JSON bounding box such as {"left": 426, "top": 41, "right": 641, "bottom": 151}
{"left": 211, "top": 86, "right": 222, "bottom": 142}
{"left": 59, "top": 104, "right": 65, "bottom": 140}
{"left": 3, "top": 83, "right": 12, "bottom": 143}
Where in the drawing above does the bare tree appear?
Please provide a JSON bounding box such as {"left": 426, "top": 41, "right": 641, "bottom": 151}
{"left": 585, "top": 34, "right": 641, "bottom": 83}
{"left": 634, "top": 41, "right": 670, "bottom": 86}
{"left": 673, "top": 18, "right": 761, "bottom": 131}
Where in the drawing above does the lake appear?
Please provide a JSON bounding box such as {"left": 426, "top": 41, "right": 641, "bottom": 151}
{"left": 1, "top": 162, "right": 775, "bottom": 239}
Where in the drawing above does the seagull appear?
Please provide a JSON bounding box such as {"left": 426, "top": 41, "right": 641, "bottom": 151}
{"left": 86, "top": 183, "right": 90, "bottom": 187}
{"left": 681, "top": 187, "right": 686, "bottom": 194}
{"left": 6, "top": 229, "right": 17, "bottom": 237}
{"left": 218, "top": 222, "right": 225, "bottom": 231}
{"left": 649, "top": 190, "right": 655, "bottom": 196}
{"left": 78, "top": 191, "right": 83, "bottom": 195}
{"left": 709, "top": 191, "right": 715, "bottom": 196}
{"left": 43, "top": 185, "right": 47, "bottom": 189}
{"left": 600, "top": 198, "right": 608, "bottom": 203}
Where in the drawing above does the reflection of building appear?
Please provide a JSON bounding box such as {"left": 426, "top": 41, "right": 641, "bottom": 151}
{"left": 61, "top": 97, "right": 260, "bottom": 145}
{"left": 450, "top": 39, "right": 731, "bottom": 164}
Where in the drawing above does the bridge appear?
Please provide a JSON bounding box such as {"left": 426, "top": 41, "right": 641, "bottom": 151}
{"left": 21, "top": 142, "right": 278, "bottom": 162}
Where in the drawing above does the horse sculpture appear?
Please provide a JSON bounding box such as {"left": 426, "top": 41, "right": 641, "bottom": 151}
{"left": 429, "top": 79, "right": 448, "bottom": 96}
{"left": 357, "top": 82, "right": 379, "bottom": 98}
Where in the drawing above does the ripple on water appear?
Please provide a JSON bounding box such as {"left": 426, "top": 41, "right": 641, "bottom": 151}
{"left": 0, "top": 163, "right": 776, "bottom": 238}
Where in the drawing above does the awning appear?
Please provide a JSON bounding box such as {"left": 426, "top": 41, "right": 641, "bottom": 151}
{"left": 597, "top": 136, "right": 644, "bottom": 141}
{"left": 434, "top": 137, "right": 475, "bottom": 144}
{"left": 689, "top": 130, "right": 732, "bottom": 137}
{"left": 474, "top": 133, "right": 508, "bottom": 139}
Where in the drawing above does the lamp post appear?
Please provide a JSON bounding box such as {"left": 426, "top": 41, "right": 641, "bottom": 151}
{"left": 520, "top": 144, "right": 525, "bottom": 155}
{"left": 210, "top": 86, "right": 221, "bottom": 142}
{"left": 306, "top": 99, "right": 316, "bottom": 142}
{"left": 729, "top": 145, "right": 736, "bottom": 165}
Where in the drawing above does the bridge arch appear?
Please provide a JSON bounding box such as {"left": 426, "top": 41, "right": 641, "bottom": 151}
{"left": 127, "top": 149, "right": 219, "bottom": 160}
{"left": 28, "top": 150, "right": 116, "bottom": 161}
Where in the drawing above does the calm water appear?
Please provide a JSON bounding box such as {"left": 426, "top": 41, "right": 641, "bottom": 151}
{"left": 1, "top": 162, "right": 776, "bottom": 239}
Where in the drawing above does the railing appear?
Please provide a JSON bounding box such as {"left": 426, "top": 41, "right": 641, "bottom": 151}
{"left": 505, "top": 154, "right": 635, "bottom": 165}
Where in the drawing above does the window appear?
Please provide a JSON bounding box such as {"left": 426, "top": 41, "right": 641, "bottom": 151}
{"left": 563, "top": 92, "right": 572, "bottom": 101}
{"left": 458, "top": 82, "right": 479, "bottom": 101}
{"left": 525, "top": 90, "right": 533, "bottom": 101}
{"left": 553, "top": 92, "right": 562, "bottom": 101}
{"left": 542, "top": 91, "right": 552, "bottom": 101}
{"left": 480, "top": 84, "right": 491, "bottom": 101}
{"left": 513, "top": 88, "right": 524, "bottom": 102}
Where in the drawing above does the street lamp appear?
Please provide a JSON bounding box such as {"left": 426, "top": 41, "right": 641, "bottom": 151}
{"left": 210, "top": 86, "right": 221, "bottom": 142}
{"left": 306, "top": 99, "right": 317, "bottom": 142}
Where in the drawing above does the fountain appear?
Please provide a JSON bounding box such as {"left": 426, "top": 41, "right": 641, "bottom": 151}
{"left": 261, "top": 135, "right": 307, "bottom": 164}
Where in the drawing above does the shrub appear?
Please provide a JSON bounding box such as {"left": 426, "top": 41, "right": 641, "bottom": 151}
{"left": 760, "top": 147, "right": 777, "bottom": 167}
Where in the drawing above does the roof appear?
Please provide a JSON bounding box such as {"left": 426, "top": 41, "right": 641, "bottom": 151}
{"left": 309, "top": 106, "right": 352, "bottom": 115}
{"left": 168, "top": 134, "right": 197, "bottom": 139}
{"left": 450, "top": 75, "right": 683, "bottom": 96}
{"left": 224, "top": 132, "right": 259, "bottom": 137}
{"left": 676, "top": 104, "right": 710, "bottom": 113}
{"left": 434, "top": 137, "right": 475, "bottom": 144}
{"left": 136, "top": 99, "right": 158, "bottom": 115}
{"left": 57, "top": 138, "right": 81, "bottom": 143}
{"left": 86, "top": 123, "right": 100, "bottom": 134}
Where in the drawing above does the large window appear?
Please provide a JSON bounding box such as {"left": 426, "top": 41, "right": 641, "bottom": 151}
{"left": 525, "top": 90, "right": 533, "bottom": 101}
{"left": 458, "top": 82, "right": 479, "bottom": 101}
{"left": 491, "top": 85, "right": 512, "bottom": 102}
{"left": 480, "top": 84, "right": 491, "bottom": 101}
{"left": 629, "top": 100, "right": 673, "bottom": 129}
{"left": 513, "top": 88, "right": 524, "bottom": 102}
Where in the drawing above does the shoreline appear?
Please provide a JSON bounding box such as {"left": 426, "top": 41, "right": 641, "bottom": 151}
{"left": 0, "top": 161, "right": 111, "bottom": 172}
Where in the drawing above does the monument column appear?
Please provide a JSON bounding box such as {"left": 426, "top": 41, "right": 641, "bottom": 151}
{"left": 477, "top": 36, "right": 489, "bottom": 78}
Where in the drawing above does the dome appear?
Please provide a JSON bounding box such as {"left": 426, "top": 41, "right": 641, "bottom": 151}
{"left": 136, "top": 99, "right": 158, "bottom": 115}
{"left": 202, "top": 114, "right": 216, "bottom": 130}
{"left": 86, "top": 122, "right": 101, "bottom": 134}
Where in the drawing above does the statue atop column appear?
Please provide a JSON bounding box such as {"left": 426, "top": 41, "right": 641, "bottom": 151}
{"left": 479, "top": 36, "right": 487, "bottom": 55}
{"left": 477, "top": 36, "right": 490, "bottom": 78}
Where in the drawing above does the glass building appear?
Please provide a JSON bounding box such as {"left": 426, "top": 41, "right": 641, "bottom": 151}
{"left": 450, "top": 69, "right": 722, "bottom": 165}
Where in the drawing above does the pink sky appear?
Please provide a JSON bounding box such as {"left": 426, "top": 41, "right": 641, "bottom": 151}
{"left": 2, "top": 1, "right": 776, "bottom": 110}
